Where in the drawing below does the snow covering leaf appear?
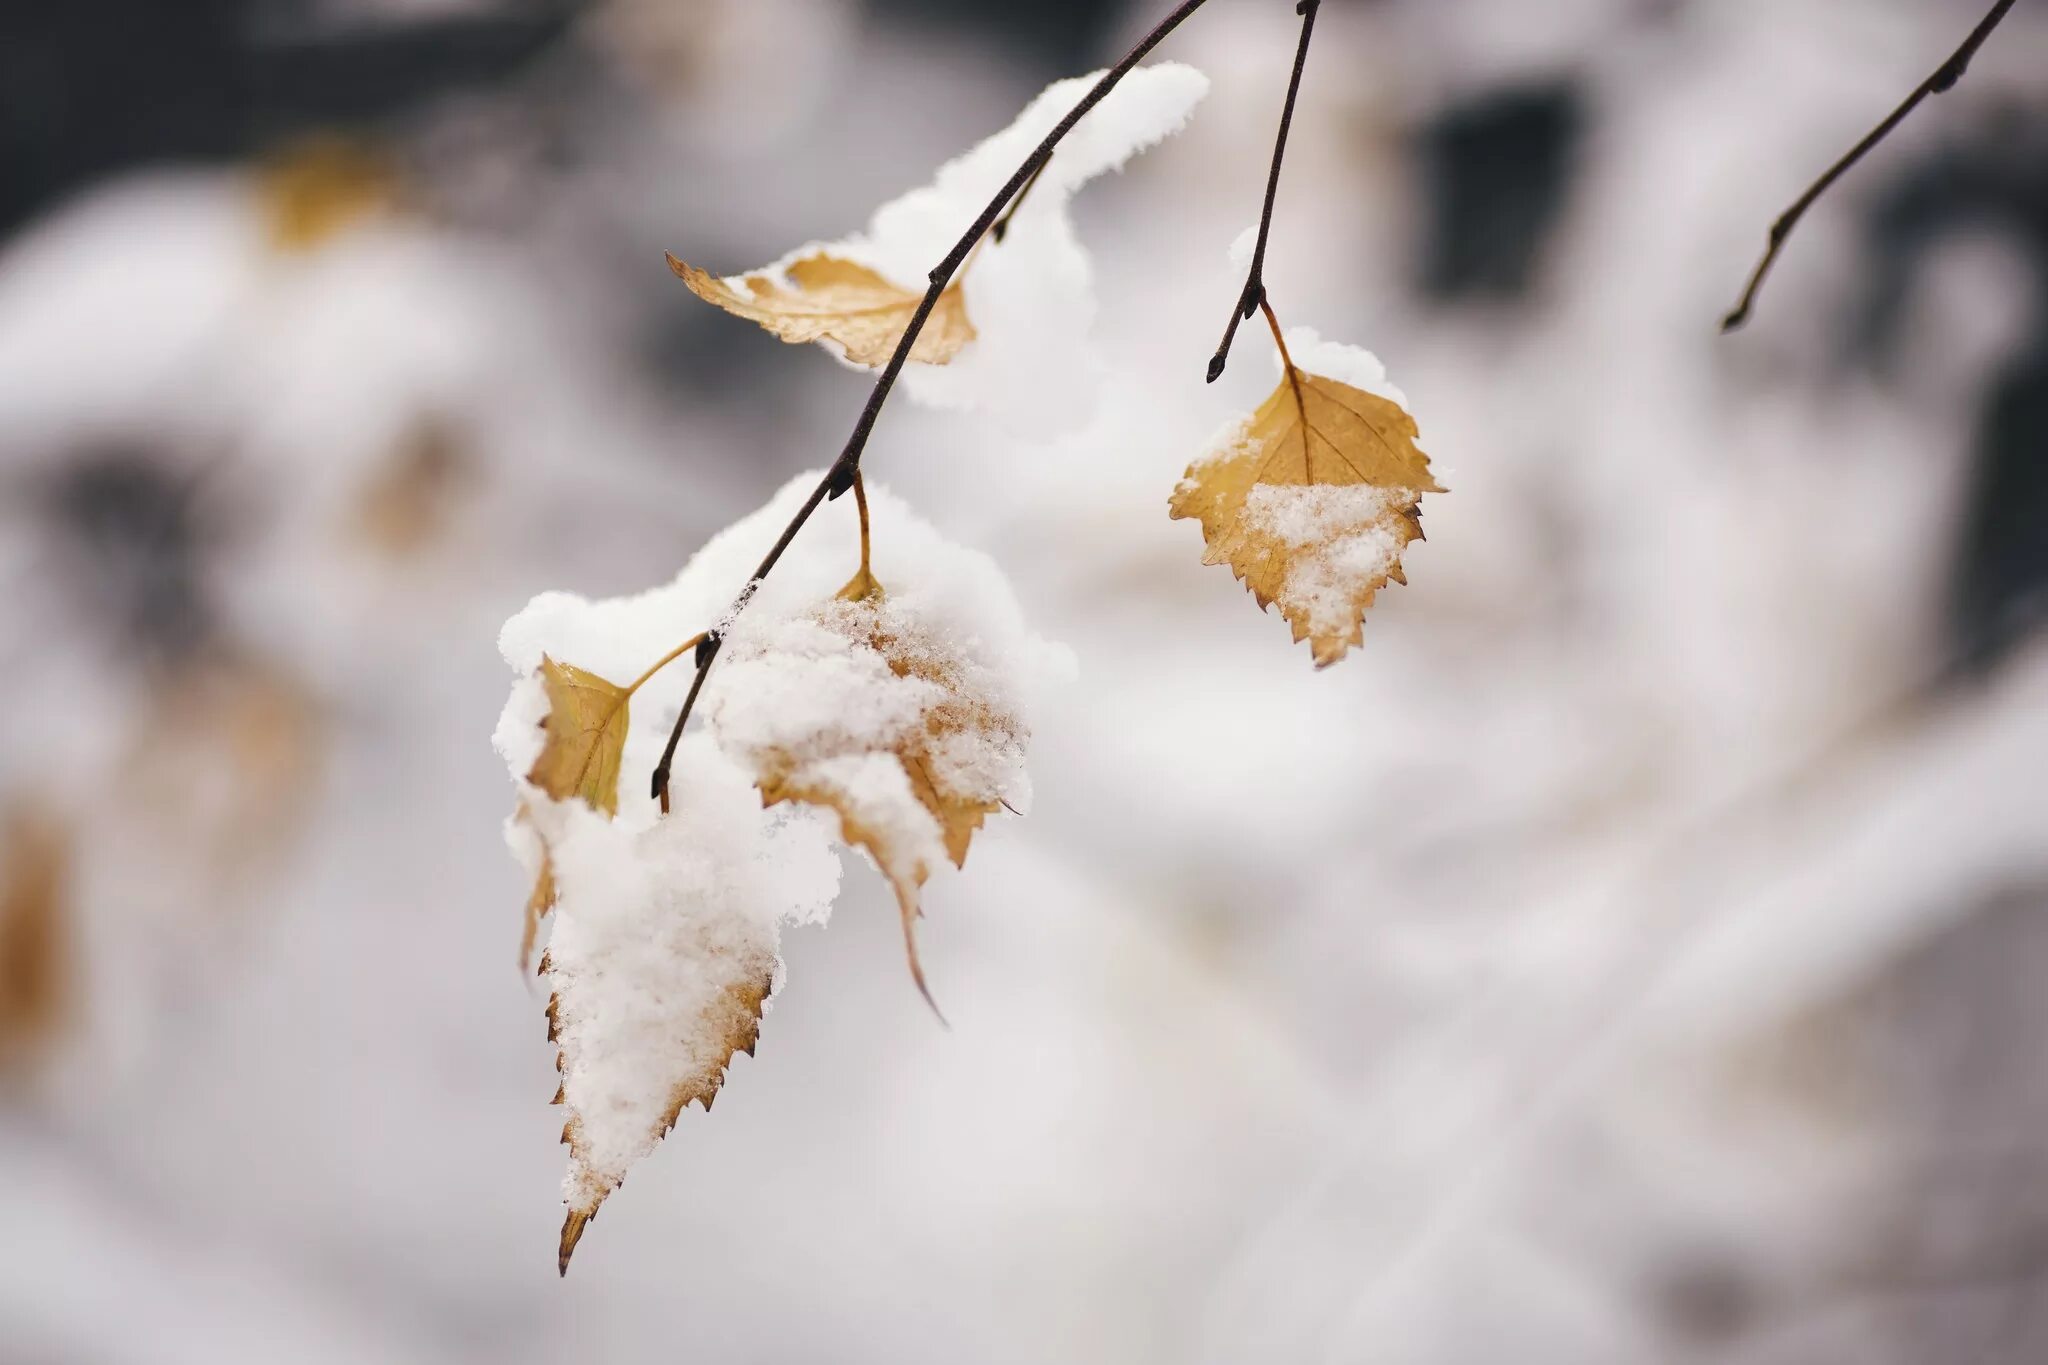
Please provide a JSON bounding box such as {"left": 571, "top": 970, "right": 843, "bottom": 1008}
{"left": 530, "top": 746, "right": 836, "bottom": 1275}
{"left": 496, "top": 475, "right": 1059, "bottom": 1271}
{"left": 527, "top": 657, "right": 631, "bottom": 816}
{"left": 730, "top": 591, "right": 1018, "bottom": 1013}
{"left": 669, "top": 253, "right": 974, "bottom": 368}
{"left": 1170, "top": 331, "right": 1443, "bottom": 667}
{"left": 549, "top": 891, "right": 779, "bottom": 1275}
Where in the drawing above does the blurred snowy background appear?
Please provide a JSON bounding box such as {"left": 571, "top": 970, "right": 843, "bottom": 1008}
{"left": 4, "top": 0, "right": 2048, "bottom": 1361}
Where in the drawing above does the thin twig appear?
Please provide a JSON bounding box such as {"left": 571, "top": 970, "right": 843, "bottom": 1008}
{"left": 653, "top": 652, "right": 718, "bottom": 816}
{"left": 1209, "top": 0, "right": 1321, "bottom": 383}
{"left": 650, "top": 0, "right": 1221, "bottom": 807}
{"left": 1721, "top": 0, "right": 2019, "bottom": 333}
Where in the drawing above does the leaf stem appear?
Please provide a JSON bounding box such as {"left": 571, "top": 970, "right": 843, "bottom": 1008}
{"left": 1260, "top": 295, "right": 1309, "bottom": 477}
{"left": 1259, "top": 294, "right": 1297, "bottom": 374}
{"left": 1208, "top": 0, "right": 1321, "bottom": 384}
{"left": 650, "top": 0, "right": 1222, "bottom": 809}
{"left": 624, "top": 631, "right": 708, "bottom": 698}
{"left": 853, "top": 472, "right": 872, "bottom": 584}
{"left": 1721, "top": 0, "right": 2017, "bottom": 333}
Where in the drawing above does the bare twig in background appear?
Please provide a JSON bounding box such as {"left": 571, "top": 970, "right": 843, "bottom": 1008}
{"left": 1721, "top": 0, "right": 2019, "bottom": 333}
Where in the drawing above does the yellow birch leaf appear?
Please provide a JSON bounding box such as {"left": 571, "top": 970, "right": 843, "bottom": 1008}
{"left": 744, "top": 598, "right": 1011, "bottom": 1014}
{"left": 527, "top": 657, "right": 630, "bottom": 816}
{"left": 1169, "top": 357, "right": 1443, "bottom": 667}
{"left": 550, "top": 933, "right": 780, "bottom": 1275}
{"left": 514, "top": 802, "right": 557, "bottom": 973}
{"left": 668, "top": 252, "right": 975, "bottom": 368}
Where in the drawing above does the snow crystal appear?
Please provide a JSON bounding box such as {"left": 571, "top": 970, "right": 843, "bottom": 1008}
{"left": 708, "top": 584, "right": 1036, "bottom": 891}
{"left": 1242, "top": 483, "right": 1414, "bottom": 641}
{"left": 748, "top": 64, "right": 1209, "bottom": 439}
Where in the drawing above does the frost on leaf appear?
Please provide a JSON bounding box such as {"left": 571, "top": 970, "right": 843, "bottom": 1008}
{"left": 668, "top": 253, "right": 974, "bottom": 368}
{"left": 710, "top": 590, "right": 1026, "bottom": 1014}
{"left": 1170, "top": 330, "right": 1443, "bottom": 667}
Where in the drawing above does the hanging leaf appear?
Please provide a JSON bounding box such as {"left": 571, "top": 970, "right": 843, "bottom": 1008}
{"left": 495, "top": 475, "right": 1058, "bottom": 1273}
{"left": 527, "top": 657, "right": 631, "bottom": 815}
{"left": 720, "top": 591, "right": 1022, "bottom": 1013}
{"left": 550, "top": 927, "right": 779, "bottom": 1274}
{"left": 1170, "top": 339, "right": 1443, "bottom": 666}
{"left": 668, "top": 253, "right": 975, "bottom": 368}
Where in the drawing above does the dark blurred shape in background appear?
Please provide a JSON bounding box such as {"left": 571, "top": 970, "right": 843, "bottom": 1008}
{"left": 40, "top": 445, "right": 219, "bottom": 666}
{"left": 1846, "top": 106, "right": 2048, "bottom": 670}
{"left": 0, "top": 0, "right": 577, "bottom": 234}
{"left": 1414, "top": 79, "right": 1584, "bottom": 303}
{"left": 872, "top": 0, "right": 1119, "bottom": 69}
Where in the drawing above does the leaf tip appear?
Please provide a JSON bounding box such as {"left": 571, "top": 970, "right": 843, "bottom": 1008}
{"left": 559, "top": 1208, "right": 591, "bottom": 1276}
{"left": 891, "top": 882, "right": 949, "bottom": 1027}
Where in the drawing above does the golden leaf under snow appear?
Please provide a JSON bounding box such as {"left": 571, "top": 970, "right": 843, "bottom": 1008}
{"left": 740, "top": 594, "right": 1015, "bottom": 1013}
{"left": 527, "top": 657, "right": 631, "bottom": 816}
{"left": 668, "top": 252, "right": 976, "bottom": 368}
{"left": 1169, "top": 352, "right": 1442, "bottom": 667}
{"left": 518, "top": 650, "right": 794, "bottom": 1272}
{"left": 550, "top": 939, "right": 778, "bottom": 1274}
